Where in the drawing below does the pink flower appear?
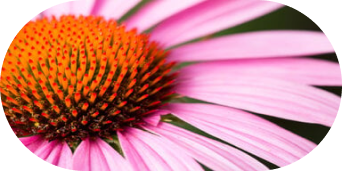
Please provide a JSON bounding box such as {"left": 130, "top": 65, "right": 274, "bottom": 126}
{"left": 2, "top": 0, "right": 340, "bottom": 171}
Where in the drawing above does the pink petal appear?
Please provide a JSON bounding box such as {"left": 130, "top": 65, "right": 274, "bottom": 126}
{"left": 56, "top": 142, "right": 73, "bottom": 169}
{"left": 20, "top": 136, "right": 72, "bottom": 169}
{"left": 45, "top": 142, "right": 72, "bottom": 169}
{"left": 168, "top": 103, "right": 317, "bottom": 167}
{"left": 72, "top": 138, "right": 130, "bottom": 171}
{"left": 117, "top": 132, "right": 149, "bottom": 171}
{"left": 31, "top": 14, "right": 41, "bottom": 21}
{"left": 34, "top": 141, "right": 57, "bottom": 162}
{"left": 150, "top": 0, "right": 282, "bottom": 47}
{"left": 146, "top": 123, "right": 268, "bottom": 171}
{"left": 177, "top": 71, "right": 340, "bottom": 126}
{"left": 41, "top": 2, "right": 70, "bottom": 18}
{"left": 121, "top": 130, "right": 173, "bottom": 171}
{"left": 168, "top": 31, "right": 334, "bottom": 61}
{"left": 143, "top": 109, "right": 170, "bottom": 126}
{"left": 42, "top": 0, "right": 96, "bottom": 18}
{"left": 91, "top": 0, "right": 140, "bottom": 20}
{"left": 70, "top": 0, "right": 96, "bottom": 16}
{"left": 120, "top": 128, "right": 204, "bottom": 171}
{"left": 179, "top": 58, "right": 342, "bottom": 86}
{"left": 20, "top": 136, "right": 43, "bottom": 152}
{"left": 125, "top": 0, "right": 204, "bottom": 32}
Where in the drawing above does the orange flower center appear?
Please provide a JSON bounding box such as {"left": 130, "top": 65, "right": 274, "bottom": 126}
{"left": 1, "top": 15, "right": 176, "bottom": 143}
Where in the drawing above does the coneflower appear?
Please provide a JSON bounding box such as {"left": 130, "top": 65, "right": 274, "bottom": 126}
{"left": 1, "top": 0, "right": 341, "bottom": 171}
{"left": 2, "top": 15, "right": 175, "bottom": 144}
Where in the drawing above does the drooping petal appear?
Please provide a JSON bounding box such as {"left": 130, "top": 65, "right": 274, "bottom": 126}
{"left": 176, "top": 70, "right": 340, "bottom": 126}
{"left": 167, "top": 103, "right": 317, "bottom": 167}
{"left": 119, "top": 130, "right": 172, "bottom": 171}
{"left": 20, "top": 135, "right": 44, "bottom": 152}
{"left": 91, "top": 0, "right": 140, "bottom": 20}
{"left": 20, "top": 136, "right": 72, "bottom": 169}
{"left": 179, "top": 58, "right": 342, "bottom": 86}
{"left": 146, "top": 122, "right": 268, "bottom": 171}
{"left": 33, "top": 141, "right": 59, "bottom": 164}
{"left": 72, "top": 138, "right": 130, "bottom": 171}
{"left": 150, "top": 0, "right": 282, "bottom": 47}
{"left": 56, "top": 142, "right": 73, "bottom": 169}
{"left": 42, "top": 0, "right": 96, "bottom": 18}
{"left": 118, "top": 129, "right": 204, "bottom": 171}
{"left": 168, "top": 31, "right": 334, "bottom": 61}
{"left": 125, "top": 0, "right": 204, "bottom": 32}
{"left": 45, "top": 141, "right": 72, "bottom": 169}
{"left": 117, "top": 131, "right": 149, "bottom": 171}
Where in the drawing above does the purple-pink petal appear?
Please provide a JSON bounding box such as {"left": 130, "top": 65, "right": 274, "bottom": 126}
{"left": 119, "top": 128, "right": 204, "bottom": 171}
{"left": 20, "top": 135, "right": 44, "bottom": 152}
{"left": 45, "top": 141, "right": 72, "bottom": 168}
{"left": 119, "top": 130, "right": 173, "bottom": 171}
{"left": 30, "top": 14, "right": 41, "bottom": 21}
{"left": 69, "top": 0, "right": 96, "bottom": 16}
{"left": 41, "top": 1, "right": 71, "bottom": 17}
{"left": 125, "top": 0, "right": 204, "bottom": 32}
{"left": 146, "top": 123, "right": 268, "bottom": 171}
{"left": 19, "top": 136, "right": 72, "bottom": 169}
{"left": 118, "top": 131, "right": 149, "bottom": 171}
{"left": 179, "top": 58, "right": 342, "bottom": 86}
{"left": 167, "top": 103, "right": 317, "bottom": 167}
{"left": 150, "top": 0, "right": 282, "bottom": 47}
{"left": 177, "top": 69, "right": 340, "bottom": 126}
{"left": 168, "top": 31, "right": 334, "bottom": 61}
{"left": 143, "top": 109, "right": 171, "bottom": 126}
{"left": 18, "top": 1, "right": 340, "bottom": 170}
{"left": 31, "top": 140, "right": 53, "bottom": 160}
{"left": 72, "top": 137, "right": 130, "bottom": 171}
{"left": 91, "top": 0, "right": 140, "bottom": 20}
{"left": 56, "top": 142, "right": 73, "bottom": 169}
{"left": 42, "top": 0, "right": 96, "bottom": 18}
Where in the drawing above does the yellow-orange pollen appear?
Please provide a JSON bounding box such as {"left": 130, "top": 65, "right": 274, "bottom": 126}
{"left": 1, "top": 15, "right": 176, "bottom": 142}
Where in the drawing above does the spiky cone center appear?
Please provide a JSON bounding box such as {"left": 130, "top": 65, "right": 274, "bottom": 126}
{"left": 1, "top": 15, "right": 176, "bottom": 143}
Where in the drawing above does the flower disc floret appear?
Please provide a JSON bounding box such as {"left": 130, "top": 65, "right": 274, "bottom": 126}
{"left": 1, "top": 15, "right": 176, "bottom": 143}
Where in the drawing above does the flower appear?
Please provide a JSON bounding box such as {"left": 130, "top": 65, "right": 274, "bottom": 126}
{"left": 1, "top": 0, "right": 341, "bottom": 171}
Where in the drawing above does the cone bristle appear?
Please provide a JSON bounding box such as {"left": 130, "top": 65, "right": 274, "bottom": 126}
{"left": 1, "top": 15, "right": 176, "bottom": 142}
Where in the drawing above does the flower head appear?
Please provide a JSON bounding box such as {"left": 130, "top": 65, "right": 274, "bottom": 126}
{"left": 1, "top": 0, "right": 341, "bottom": 171}
{"left": 2, "top": 15, "right": 176, "bottom": 143}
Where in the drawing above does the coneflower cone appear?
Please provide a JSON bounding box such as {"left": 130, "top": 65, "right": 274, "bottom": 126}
{"left": 1, "top": 15, "right": 176, "bottom": 143}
